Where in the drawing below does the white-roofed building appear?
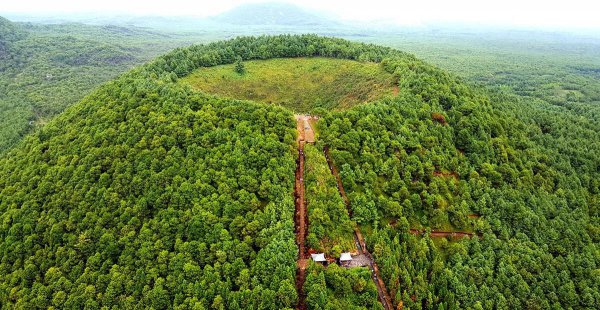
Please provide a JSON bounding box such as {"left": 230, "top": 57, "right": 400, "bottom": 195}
{"left": 339, "top": 252, "right": 352, "bottom": 266}
{"left": 340, "top": 252, "right": 352, "bottom": 261}
{"left": 311, "top": 253, "right": 326, "bottom": 263}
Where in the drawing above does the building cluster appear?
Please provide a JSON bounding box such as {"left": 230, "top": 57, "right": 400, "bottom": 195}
{"left": 310, "top": 252, "right": 353, "bottom": 267}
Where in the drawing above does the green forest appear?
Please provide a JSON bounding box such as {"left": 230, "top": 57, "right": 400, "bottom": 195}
{"left": 304, "top": 263, "right": 381, "bottom": 309}
{"left": 0, "top": 31, "right": 598, "bottom": 310}
{"left": 317, "top": 52, "right": 600, "bottom": 308}
{"left": 0, "top": 17, "right": 199, "bottom": 153}
{"left": 304, "top": 143, "right": 355, "bottom": 256}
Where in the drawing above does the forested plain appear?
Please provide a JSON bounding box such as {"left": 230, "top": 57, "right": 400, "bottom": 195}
{"left": 0, "top": 30, "right": 598, "bottom": 310}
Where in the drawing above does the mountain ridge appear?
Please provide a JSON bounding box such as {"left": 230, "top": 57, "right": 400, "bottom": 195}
{"left": 211, "top": 2, "right": 337, "bottom": 26}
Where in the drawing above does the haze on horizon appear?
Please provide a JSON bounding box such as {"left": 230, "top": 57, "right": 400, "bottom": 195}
{"left": 2, "top": 0, "right": 600, "bottom": 31}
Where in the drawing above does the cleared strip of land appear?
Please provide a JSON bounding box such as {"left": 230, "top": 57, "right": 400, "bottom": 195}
{"left": 294, "top": 116, "right": 309, "bottom": 310}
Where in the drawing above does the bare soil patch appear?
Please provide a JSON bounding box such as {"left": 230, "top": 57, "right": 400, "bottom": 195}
{"left": 294, "top": 117, "right": 309, "bottom": 310}
{"left": 409, "top": 229, "right": 480, "bottom": 239}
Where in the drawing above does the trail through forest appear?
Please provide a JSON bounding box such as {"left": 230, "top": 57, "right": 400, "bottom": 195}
{"left": 323, "top": 146, "right": 395, "bottom": 310}
{"left": 294, "top": 115, "right": 312, "bottom": 310}
{"left": 409, "top": 229, "right": 478, "bottom": 238}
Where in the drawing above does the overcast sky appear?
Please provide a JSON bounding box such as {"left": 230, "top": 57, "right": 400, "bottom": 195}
{"left": 2, "top": 0, "right": 599, "bottom": 30}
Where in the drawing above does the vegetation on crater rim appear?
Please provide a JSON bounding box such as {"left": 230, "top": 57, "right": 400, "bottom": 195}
{"left": 0, "top": 34, "right": 597, "bottom": 309}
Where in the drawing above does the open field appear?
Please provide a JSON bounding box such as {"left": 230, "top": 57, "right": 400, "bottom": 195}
{"left": 180, "top": 57, "right": 396, "bottom": 112}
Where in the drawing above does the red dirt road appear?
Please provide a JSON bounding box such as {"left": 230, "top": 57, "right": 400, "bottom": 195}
{"left": 295, "top": 142, "right": 307, "bottom": 259}
{"left": 295, "top": 115, "right": 316, "bottom": 143}
{"left": 409, "top": 229, "right": 480, "bottom": 239}
{"left": 294, "top": 115, "right": 317, "bottom": 310}
{"left": 295, "top": 136, "right": 308, "bottom": 309}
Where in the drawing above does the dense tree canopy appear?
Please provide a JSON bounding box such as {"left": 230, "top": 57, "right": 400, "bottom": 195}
{"left": 0, "top": 34, "right": 415, "bottom": 309}
{"left": 304, "top": 144, "right": 355, "bottom": 256}
{"left": 0, "top": 17, "right": 189, "bottom": 153}
{"left": 318, "top": 51, "right": 600, "bottom": 309}
{"left": 304, "top": 263, "right": 381, "bottom": 310}
{"left": 0, "top": 34, "right": 598, "bottom": 309}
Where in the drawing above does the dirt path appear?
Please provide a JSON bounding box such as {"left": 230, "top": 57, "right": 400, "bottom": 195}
{"left": 295, "top": 138, "right": 307, "bottom": 309}
{"left": 294, "top": 115, "right": 315, "bottom": 310}
{"left": 409, "top": 229, "right": 479, "bottom": 238}
{"left": 323, "top": 146, "right": 395, "bottom": 310}
{"left": 295, "top": 115, "right": 315, "bottom": 143}
{"left": 295, "top": 141, "right": 307, "bottom": 259}
{"left": 323, "top": 146, "right": 350, "bottom": 209}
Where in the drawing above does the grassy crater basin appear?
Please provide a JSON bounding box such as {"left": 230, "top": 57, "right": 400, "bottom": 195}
{"left": 180, "top": 57, "right": 396, "bottom": 112}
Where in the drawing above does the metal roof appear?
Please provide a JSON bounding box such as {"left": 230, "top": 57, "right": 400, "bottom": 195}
{"left": 340, "top": 252, "right": 353, "bottom": 261}
{"left": 311, "top": 253, "right": 326, "bottom": 262}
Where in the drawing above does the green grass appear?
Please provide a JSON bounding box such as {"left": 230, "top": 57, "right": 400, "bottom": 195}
{"left": 180, "top": 57, "right": 396, "bottom": 113}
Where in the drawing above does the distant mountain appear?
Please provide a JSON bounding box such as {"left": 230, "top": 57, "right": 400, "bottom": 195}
{"left": 212, "top": 2, "right": 336, "bottom": 26}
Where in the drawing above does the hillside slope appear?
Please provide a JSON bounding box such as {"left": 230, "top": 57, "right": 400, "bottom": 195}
{"left": 318, "top": 56, "right": 600, "bottom": 308}
{"left": 0, "top": 35, "right": 598, "bottom": 309}
{"left": 0, "top": 35, "right": 406, "bottom": 309}
{"left": 0, "top": 17, "right": 186, "bottom": 153}
{"left": 0, "top": 17, "right": 27, "bottom": 54}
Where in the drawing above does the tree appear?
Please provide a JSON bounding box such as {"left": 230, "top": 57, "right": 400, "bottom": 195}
{"left": 234, "top": 57, "right": 245, "bottom": 74}
{"left": 277, "top": 279, "right": 298, "bottom": 308}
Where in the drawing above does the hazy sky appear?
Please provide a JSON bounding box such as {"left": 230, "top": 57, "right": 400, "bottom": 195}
{"left": 2, "top": 0, "right": 599, "bottom": 29}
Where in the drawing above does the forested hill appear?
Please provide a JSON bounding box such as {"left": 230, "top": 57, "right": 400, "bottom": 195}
{"left": 0, "top": 16, "right": 185, "bottom": 154}
{"left": 0, "top": 16, "right": 26, "bottom": 39}
{"left": 0, "top": 35, "right": 598, "bottom": 309}
{"left": 0, "top": 17, "right": 26, "bottom": 58}
{"left": 0, "top": 35, "right": 405, "bottom": 309}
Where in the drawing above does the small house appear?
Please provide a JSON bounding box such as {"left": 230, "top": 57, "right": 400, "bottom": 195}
{"left": 311, "top": 253, "right": 326, "bottom": 264}
{"left": 339, "top": 252, "right": 352, "bottom": 267}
